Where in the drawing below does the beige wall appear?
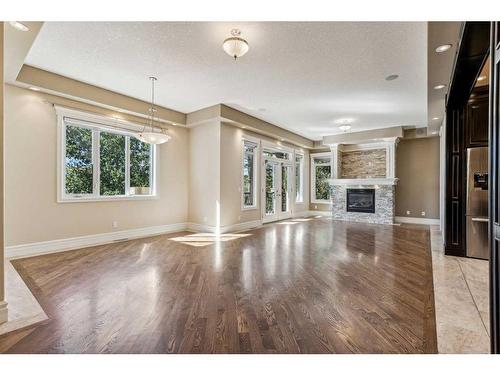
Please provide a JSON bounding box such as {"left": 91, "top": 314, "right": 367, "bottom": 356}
{"left": 1, "top": 23, "right": 6, "bottom": 312}
{"left": 188, "top": 121, "right": 220, "bottom": 227}
{"left": 395, "top": 137, "right": 440, "bottom": 219}
{"left": 219, "top": 124, "right": 310, "bottom": 227}
{"left": 4, "top": 85, "right": 189, "bottom": 246}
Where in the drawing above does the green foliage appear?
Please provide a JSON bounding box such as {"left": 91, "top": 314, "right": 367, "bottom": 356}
{"left": 265, "top": 163, "right": 275, "bottom": 214}
{"left": 315, "top": 165, "right": 331, "bottom": 200}
{"left": 130, "top": 138, "right": 151, "bottom": 189}
{"left": 100, "top": 132, "right": 125, "bottom": 196}
{"left": 65, "top": 125, "right": 152, "bottom": 197}
{"left": 65, "top": 125, "right": 93, "bottom": 194}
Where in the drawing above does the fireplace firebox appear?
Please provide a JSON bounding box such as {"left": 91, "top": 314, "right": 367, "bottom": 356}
{"left": 346, "top": 188, "right": 375, "bottom": 213}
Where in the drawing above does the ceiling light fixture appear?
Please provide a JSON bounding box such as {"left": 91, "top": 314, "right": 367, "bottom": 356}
{"left": 385, "top": 74, "right": 399, "bottom": 81}
{"left": 135, "top": 77, "right": 171, "bottom": 145}
{"left": 433, "top": 84, "right": 446, "bottom": 90}
{"left": 223, "top": 29, "right": 249, "bottom": 60}
{"left": 339, "top": 123, "right": 352, "bottom": 132}
{"left": 435, "top": 44, "right": 452, "bottom": 53}
{"left": 9, "top": 21, "right": 29, "bottom": 32}
{"left": 477, "top": 76, "right": 486, "bottom": 81}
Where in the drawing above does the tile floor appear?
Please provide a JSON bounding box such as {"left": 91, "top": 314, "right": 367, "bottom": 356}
{"left": 430, "top": 226, "right": 490, "bottom": 353}
{"left": 0, "top": 261, "right": 48, "bottom": 336}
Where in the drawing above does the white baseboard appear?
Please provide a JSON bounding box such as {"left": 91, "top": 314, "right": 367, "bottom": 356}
{"left": 5, "top": 222, "right": 188, "bottom": 259}
{"left": 0, "top": 301, "right": 8, "bottom": 324}
{"left": 187, "top": 220, "right": 263, "bottom": 234}
{"left": 306, "top": 210, "right": 331, "bottom": 217}
{"left": 222, "top": 220, "right": 262, "bottom": 233}
{"left": 394, "top": 216, "right": 440, "bottom": 225}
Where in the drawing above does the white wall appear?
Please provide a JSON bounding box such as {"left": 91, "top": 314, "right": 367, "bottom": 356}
{"left": 4, "top": 85, "right": 189, "bottom": 246}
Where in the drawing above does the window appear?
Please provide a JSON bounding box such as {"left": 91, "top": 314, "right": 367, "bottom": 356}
{"left": 311, "top": 153, "right": 332, "bottom": 203}
{"left": 295, "top": 153, "right": 304, "bottom": 203}
{"left": 242, "top": 139, "right": 258, "bottom": 209}
{"left": 59, "top": 113, "right": 156, "bottom": 202}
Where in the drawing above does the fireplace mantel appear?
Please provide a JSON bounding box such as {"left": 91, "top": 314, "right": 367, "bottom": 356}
{"left": 329, "top": 177, "right": 398, "bottom": 186}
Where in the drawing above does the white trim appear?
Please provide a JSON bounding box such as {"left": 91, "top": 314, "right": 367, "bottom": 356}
{"left": 187, "top": 220, "right": 262, "bottom": 234}
{"left": 57, "top": 107, "right": 159, "bottom": 203}
{"left": 0, "top": 301, "right": 8, "bottom": 324}
{"left": 310, "top": 152, "right": 332, "bottom": 204}
{"left": 5, "top": 223, "right": 188, "bottom": 259}
{"left": 305, "top": 210, "right": 332, "bottom": 217}
{"left": 394, "top": 216, "right": 440, "bottom": 225}
{"left": 295, "top": 151, "right": 304, "bottom": 203}
{"left": 241, "top": 136, "right": 260, "bottom": 210}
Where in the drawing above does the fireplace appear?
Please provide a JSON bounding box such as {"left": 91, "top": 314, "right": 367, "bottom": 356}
{"left": 346, "top": 188, "right": 375, "bottom": 213}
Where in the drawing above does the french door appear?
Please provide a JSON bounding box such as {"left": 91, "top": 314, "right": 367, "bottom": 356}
{"left": 490, "top": 21, "right": 500, "bottom": 354}
{"left": 262, "top": 159, "right": 293, "bottom": 223}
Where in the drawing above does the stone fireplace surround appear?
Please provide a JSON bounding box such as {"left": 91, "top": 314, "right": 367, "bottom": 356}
{"left": 327, "top": 138, "right": 399, "bottom": 224}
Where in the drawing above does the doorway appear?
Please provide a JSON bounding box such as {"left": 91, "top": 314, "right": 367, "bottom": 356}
{"left": 262, "top": 149, "right": 293, "bottom": 223}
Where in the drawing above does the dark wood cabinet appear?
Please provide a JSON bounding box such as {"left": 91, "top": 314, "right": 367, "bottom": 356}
{"left": 466, "top": 86, "right": 489, "bottom": 147}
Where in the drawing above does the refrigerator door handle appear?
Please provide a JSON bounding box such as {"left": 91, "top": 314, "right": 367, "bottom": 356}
{"left": 471, "top": 217, "right": 489, "bottom": 222}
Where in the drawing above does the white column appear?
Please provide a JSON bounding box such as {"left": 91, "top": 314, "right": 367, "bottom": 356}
{"left": 0, "top": 22, "right": 7, "bottom": 325}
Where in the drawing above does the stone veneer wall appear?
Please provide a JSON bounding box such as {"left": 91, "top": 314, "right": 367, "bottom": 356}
{"left": 331, "top": 185, "right": 395, "bottom": 224}
{"left": 341, "top": 149, "right": 386, "bottom": 178}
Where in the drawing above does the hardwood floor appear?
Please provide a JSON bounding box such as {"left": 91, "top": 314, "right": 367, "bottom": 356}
{"left": 0, "top": 218, "right": 437, "bottom": 353}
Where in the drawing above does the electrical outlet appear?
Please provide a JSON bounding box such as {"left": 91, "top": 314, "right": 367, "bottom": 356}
{"left": 238, "top": 215, "right": 241, "bottom": 221}
{"left": 112, "top": 221, "right": 118, "bottom": 229}
{"left": 315, "top": 205, "right": 318, "bottom": 209}
{"left": 406, "top": 210, "right": 411, "bottom": 215}
{"left": 421, "top": 211, "right": 426, "bottom": 216}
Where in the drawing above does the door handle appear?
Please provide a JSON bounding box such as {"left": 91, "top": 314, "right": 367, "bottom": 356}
{"left": 472, "top": 217, "right": 489, "bottom": 222}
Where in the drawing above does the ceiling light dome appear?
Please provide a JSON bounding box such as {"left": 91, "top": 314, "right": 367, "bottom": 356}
{"left": 223, "top": 29, "right": 249, "bottom": 60}
{"left": 435, "top": 44, "right": 452, "bottom": 53}
{"left": 136, "top": 77, "right": 171, "bottom": 145}
{"left": 9, "top": 21, "right": 29, "bottom": 32}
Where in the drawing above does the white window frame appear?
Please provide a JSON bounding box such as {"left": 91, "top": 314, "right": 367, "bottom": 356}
{"left": 241, "top": 136, "right": 260, "bottom": 210}
{"left": 311, "top": 151, "right": 332, "bottom": 204}
{"left": 56, "top": 106, "right": 159, "bottom": 203}
{"left": 295, "top": 152, "right": 304, "bottom": 203}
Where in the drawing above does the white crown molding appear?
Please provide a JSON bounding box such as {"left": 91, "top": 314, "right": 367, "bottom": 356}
{"left": 5, "top": 223, "right": 188, "bottom": 259}
{"left": 394, "top": 216, "right": 440, "bottom": 225}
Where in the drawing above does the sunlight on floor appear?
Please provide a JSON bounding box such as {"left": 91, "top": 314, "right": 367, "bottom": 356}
{"left": 169, "top": 233, "right": 252, "bottom": 248}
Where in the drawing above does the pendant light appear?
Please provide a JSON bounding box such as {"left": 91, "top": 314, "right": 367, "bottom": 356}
{"left": 222, "top": 29, "right": 249, "bottom": 60}
{"left": 135, "top": 77, "right": 171, "bottom": 145}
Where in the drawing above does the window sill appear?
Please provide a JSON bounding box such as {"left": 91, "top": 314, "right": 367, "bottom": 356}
{"left": 311, "top": 200, "right": 332, "bottom": 205}
{"left": 58, "top": 195, "right": 159, "bottom": 203}
{"left": 242, "top": 205, "right": 259, "bottom": 211}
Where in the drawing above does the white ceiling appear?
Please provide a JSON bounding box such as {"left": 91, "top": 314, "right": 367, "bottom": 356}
{"left": 26, "top": 22, "right": 427, "bottom": 141}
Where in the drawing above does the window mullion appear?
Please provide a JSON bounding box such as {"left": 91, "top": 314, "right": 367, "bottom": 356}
{"left": 125, "top": 136, "right": 130, "bottom": 196}
{"left": 93, "top": 129, "right": 100, "bottom": 198}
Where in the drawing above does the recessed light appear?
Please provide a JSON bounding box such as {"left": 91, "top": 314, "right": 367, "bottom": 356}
{"left": 432, "top": 117, "right": 439, "bottom": 120}
{"left": 385, "top": 74, "right": 399, "bottom": 81}
{"left": 9, "top": 21, "right": 29, "bottom": 32}
{"left": 435, "top": 44, "right": 452, "bottom": 53}
{"left": 29, "top": 86, "right": 40, "bottom": 91}
{"left": 477, "top": 76, "right": 486, "bottom": 81}
{"left": 434, "top": 84, "right": 446, "bottom": 90}
{"left": 339, "top": 125, "right": 351, "bottom": 131}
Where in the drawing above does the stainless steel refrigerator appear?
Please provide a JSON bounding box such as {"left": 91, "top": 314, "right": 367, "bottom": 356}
{"left": 466, "top": 147, "right": 489, "bottom": 260}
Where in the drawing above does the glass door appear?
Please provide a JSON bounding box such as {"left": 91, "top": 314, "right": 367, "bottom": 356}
{"left": 262, "top": 159, "right": 293, "bottom": 223}
{"left": 280, "top": 164, "right": 293, "bottom": 219}
{"left": 263, "top": 160, "right": 279, "bottom": 223}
